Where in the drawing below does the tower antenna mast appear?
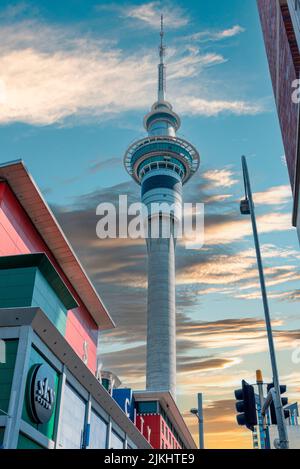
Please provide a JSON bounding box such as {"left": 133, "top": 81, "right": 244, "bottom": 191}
{"left": 158, "top": 14, "right": 166, "bottom": 101}
{"left": 159, "top": 14, "right": 165, "bottom": 63}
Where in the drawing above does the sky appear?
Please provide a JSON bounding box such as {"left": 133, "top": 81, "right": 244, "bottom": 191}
{"left": 1, "top": 0, "right": 300, "bottom": 449}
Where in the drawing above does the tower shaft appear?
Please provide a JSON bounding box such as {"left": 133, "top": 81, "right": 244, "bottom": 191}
{"left": 146, "top": 227, "right": 176, "bottom": 396}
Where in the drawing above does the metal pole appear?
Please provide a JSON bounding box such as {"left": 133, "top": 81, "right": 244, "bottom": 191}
{"left": 198, "top": 393, "right": 204, "bottom": 449}
{"left": 256, "top": 370, "right": 267, "bottom": 449}
{"left": 241, "top": 156, "right": 289, "bottom": 449}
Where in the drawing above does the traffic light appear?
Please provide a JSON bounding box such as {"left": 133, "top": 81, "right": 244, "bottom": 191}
{"left": 234, "top": 380, "right": 257, "bottom": 430}
{"left": 267, "top": 383, "right": 289, "bottom": 424}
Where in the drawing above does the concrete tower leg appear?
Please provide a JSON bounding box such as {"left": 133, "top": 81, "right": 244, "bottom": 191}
{"left": 146, "top": 220, "right": 176, "bottom": 398}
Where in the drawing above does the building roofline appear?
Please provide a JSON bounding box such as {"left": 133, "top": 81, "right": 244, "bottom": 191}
{"left": 133, "top": 390, "right": 197, "bottom": 449}
{"left": 0, "top": 159, "right": 115, "bottom": 330}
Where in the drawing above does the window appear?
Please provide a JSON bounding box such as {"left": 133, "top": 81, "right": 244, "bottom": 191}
{"left": 110, "top": 430, "right": 124, "bottom": 449}
{"left": 89, "top": 410, "right": 108, "bottom": 449}
{"left": 137, "top": 401, "right": 158, "bottom": 414}
{"left": 59, "top": 383, "right": 86, "bottom": 449}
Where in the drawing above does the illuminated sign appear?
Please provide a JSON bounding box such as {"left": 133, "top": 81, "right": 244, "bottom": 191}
{"left": 28, "top": 364, "right": 56, "bottom": 424}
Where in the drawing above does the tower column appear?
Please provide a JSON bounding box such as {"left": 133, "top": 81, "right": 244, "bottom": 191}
{"left": 146, "top": 222, "right": 176, "bottom": 397}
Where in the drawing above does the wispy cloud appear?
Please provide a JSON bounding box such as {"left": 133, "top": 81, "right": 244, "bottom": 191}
{"left": 0, "top": 17, "right": 265, "bottom": 125}
{"left": 253, "top": 185, "right": 292, "bottom": 206}
{"left": 204, "top": 212, "right": 292, "bottom": 246}
{"left": 122, "top": 1, "right": 189, "bottom": 29}
{"left": 203, "top": 169, "right": 239, "bottom": 188}
{"left": 175, "top": 96, "right": 264, "bottom": 116}
{"left": 188, "top": 25, "right": 246, "bottom": 43}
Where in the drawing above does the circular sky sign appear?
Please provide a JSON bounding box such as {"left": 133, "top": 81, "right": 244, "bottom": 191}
{"left": 28, "top": 363, "right": 56, "bottom": 424}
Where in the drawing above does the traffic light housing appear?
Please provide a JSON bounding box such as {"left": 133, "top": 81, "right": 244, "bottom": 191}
{"left": 267, "top": 383, "right": 288, "bottom": 424}
{"left": 234, "top": 380, "right": 257, "bottom": 430}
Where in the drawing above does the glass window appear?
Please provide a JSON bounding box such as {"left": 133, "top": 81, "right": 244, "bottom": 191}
{"left": 89, "top": 410, "right": 108, "bottom": 449}
{"left": 137, "top": 401, "right": 158, "bottom": 414}
{"left": 110, "top": 430, "right": 124, "bottom": 449}
{"left": 59, "top": 383, "right": 86, "bottom": 449}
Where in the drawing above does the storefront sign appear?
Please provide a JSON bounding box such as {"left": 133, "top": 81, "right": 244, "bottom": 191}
{"left": 112, "top": 388, "right": 135, "bottom": 422}
{"left": 28, "top": 363, "right": 56, "bottom": 424}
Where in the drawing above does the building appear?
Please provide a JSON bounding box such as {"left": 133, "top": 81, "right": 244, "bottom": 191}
{"left": 134, "top": 391, "right": 197, "bottom": 449}
{"left": 257, "top": 0, "right": 300, "bottom": 238}
{"left": 0, "top": 159, "right": 151, "bottom": 449}
{"left": 107, "top": 384, "right": 197, "bottom": 449}
{"left": 123, "top": 16, "right": 200, "bottom": 398}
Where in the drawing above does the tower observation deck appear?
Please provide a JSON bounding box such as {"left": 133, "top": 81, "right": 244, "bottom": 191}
{"left": 124, "top": 16, "right": 200, "bottom": 398}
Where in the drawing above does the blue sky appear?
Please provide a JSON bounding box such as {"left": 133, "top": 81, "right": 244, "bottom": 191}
{"left": 1, "top": 0, "right": 300, "bottom": 448}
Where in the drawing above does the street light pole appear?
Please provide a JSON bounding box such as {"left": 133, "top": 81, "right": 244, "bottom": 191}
{"left": 190, "top": 393, "right": 205, "bottom": 449}
{"left": 241, "top": 156, "right": 289, "bottom": 449}
{"left": 198, "top": 393, "right": 204, "bottom": 449}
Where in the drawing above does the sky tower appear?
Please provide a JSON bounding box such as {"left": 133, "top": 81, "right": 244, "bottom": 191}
{"left": 124, "top": 16, "right": 200, "bottom": 398}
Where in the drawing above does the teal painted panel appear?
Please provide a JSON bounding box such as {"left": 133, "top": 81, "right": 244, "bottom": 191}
{"left": 0, "top": 254, "right": 77, "bottom": 310}
{"left": 0, "top": 265, "right": 67, "bottom": 336}
{"left": 0, "top": 267, "right": 36, "bottom": 308}
{"left": 0, "top": 340, "right": 18, "bottom": 413}
{"left": 22, "top": 346, "right": 59, "bottom": 441}
{"left": 0, "top": 298, "right": 33, "bottom": 308}
{"left": 17, "top": 433, "right": 44, "bottom": 449}
{"left": 32, "top": 270, "right": 67, "bottom": 336}
{"left": 0, "top": 268, "right": 37, "bottom": 281}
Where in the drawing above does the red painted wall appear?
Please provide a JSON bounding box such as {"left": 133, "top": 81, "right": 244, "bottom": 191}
{"left": 136, "top": 414, "right": 181, "bottom": 449}
{"left": 0, "top": 182, "right": 97, "bottom": 372}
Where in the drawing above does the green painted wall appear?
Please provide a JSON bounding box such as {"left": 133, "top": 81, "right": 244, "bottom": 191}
{"left": 32, "top": 270, "right": 67, "bottom": 335}
{"left": 17, "top": 433, "right": 44, "bottom": 449}
{"left": 0, "top": 268, "right": 36, "bottom": 307}
{"left": 22, "top": 346, "right": 59, "bottom": 441}
{"left": 0, "top": 339, "right": 18, "bottom": 414}
{"left": 0, "top": 267, "right": 67, "bottom": 336}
